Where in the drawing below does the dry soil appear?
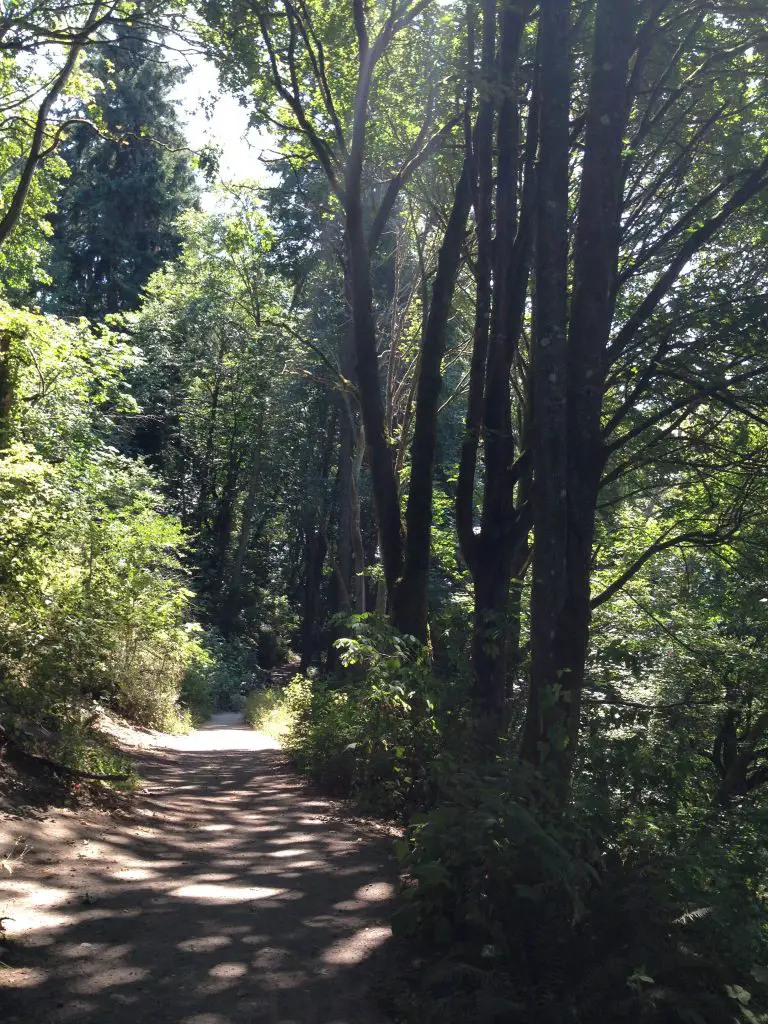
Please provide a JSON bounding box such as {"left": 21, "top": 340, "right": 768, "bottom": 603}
{"left": 0, "top": 712, "right": 396, "bottom": 1024}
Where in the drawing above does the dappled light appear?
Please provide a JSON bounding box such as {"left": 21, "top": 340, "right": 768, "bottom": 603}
{"left": 2, "top": 0, "right": 768, "bottom": 1019}
{"left": 0, "top": 719, "right": 394, "bottom": 1023}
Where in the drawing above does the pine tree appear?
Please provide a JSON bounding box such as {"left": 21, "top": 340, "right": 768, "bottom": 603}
{"left": 46, "top": 30, "right": 198, "bottom": 319}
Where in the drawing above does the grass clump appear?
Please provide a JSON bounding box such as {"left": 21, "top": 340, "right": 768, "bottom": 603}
{"left": 244, "top": 686, "right": 294, "bottom": 742}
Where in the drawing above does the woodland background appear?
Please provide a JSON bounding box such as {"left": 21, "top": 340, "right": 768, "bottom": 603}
{"left": 2, "top": 0, "right": 768, "bottom": 1020}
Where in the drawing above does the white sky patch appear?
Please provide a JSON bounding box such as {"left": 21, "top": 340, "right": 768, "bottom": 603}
{"left": 169, "top": 49, "right": 277, "bottom": 204}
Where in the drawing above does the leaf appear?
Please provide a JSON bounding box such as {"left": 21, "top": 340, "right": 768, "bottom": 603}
{"left": 394, "top": 839, "right": 409, "bottom": 861}
{"left": 725, "top": 985, "right": 752, "bottom": 1006}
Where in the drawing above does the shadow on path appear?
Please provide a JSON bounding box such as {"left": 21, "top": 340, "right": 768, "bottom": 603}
{"left": 0, "top": 717, "right": 395, "bottom": 1023}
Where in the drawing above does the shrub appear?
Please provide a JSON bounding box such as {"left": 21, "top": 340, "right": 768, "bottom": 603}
{"left": 276, "top": 615, "right": 466, "bottom": 816}
{"left": 393, "top": 760, "right": 768, "bottom": 1024}
{"left": 0, "top": 444, "right": 206, "bottom": 733}
{"left": 243, "top": 686, "right": 293, "bottom": 741}
{"left": 250, "top": 592, "right": 299, "bottom": 668}
{"left": 179, "top": 634, "right": 265, "bottom": 716}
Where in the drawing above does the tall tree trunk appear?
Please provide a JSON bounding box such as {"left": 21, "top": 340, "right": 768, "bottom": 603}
{"left": 523, "top": 0, "right": 636, "bottom": 785}
{"left": 391, "top": 158, "right": 472, "bottom": 639}
{"left": 457, "top": 0, "right": 535, "bottom": 717}
{"left": 300, "top": 528, "right": 329, "bottom": 671}
{"left": 300, "top": 405, "right": 337, "bottom": 669}
{"left": 0, "top": 330, "right": 14, "bottom": 451}
{"left": 335, "top": 412, "right": 355, "bottom": 611}
{"left": 344, "top": 195, "right": 403, "bottom": 597}
{"left": 456, "top": 0, "right": 496, "bottom": 575}
{"left": 212, "top": 466, "right": 237, "bottom": 598}
{"left": 521, "top": 0, "right": 571, "bottom": 766}
{"left": 351, "top": 424, "right": 367, "bottom": 612}
{"left": 226, "top": 405, "right": 266, "bottom": 616}
{"left": 335, "top": 312, "right": 357, "bottom": 612}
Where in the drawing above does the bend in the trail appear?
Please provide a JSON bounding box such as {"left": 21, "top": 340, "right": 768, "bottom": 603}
{"left": 0, "top": 713, "right": 395, "bottom": 1024}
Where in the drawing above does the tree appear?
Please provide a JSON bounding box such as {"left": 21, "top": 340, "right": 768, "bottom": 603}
{"left": 200, "top": 0, "right": 467, "bottom": 639}
{"left": 0, "top": 0, "right": 159, "bottom": 257}
{"left": 521, "top": 0, "right": 768, "bottom": 786}
{"left": 126, "top": 201, "right": 307, "bottom": 639}
{"left": 46, "top": 27, "right": 198, "bottom": 319}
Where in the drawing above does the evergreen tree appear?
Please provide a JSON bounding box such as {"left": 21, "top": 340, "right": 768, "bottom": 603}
{"left": 46, "top": 30, "right": 198, "bottom": 319}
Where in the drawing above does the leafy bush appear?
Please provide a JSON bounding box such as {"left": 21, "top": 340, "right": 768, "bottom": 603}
{"left": 0, "top": 702, "right": 135, "bottom": 788}
{"left": 178, "top": 660, "right": 215, "bottom": 724}
{"left": 277, "top": 615, "right": 466, "bottom": 816}
{"left": 393, "top": 758, "right": 768, "bottom": 1024}
{"left": 180, "top": 634, "right": 265, "bottom": 717}
{"left": 251, "top": 591, "right": 299, "bottom": 668}
{"left": 0, "top": 444, "right": 207, "bottom": 732}
{"left": 243, "top": 686, "right": 293, "bottom": 741}
{"left": 0, "top": 307, "right": 207, "bottom": 737}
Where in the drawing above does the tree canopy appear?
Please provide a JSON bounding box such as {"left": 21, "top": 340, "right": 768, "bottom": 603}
{"left": 3, "top": 1, "right": 768, "bottom": 1019}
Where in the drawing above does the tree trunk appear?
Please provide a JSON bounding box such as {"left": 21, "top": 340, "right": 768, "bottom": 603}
{"left": 343, "top": 197, "right": 403, "bottom": 596}
{"left": 0, "top": 330, "right": 14, "bottom": 451}
{"left": 226, "top": 405, "right": 265, "bottom": 614}
{"left": 457, "top": 0, "right": 534, "bottom": 716}
{"left": 351, "top": 424, "right": 367, "bottom": 612}
{"left": 299, "top": 405, "right": 337, "bottom": 669}
{"left": 335, "top": 412, "right": 355, "bottom": 611}
{"left": 523, "top": 0, "right": 636, "bottom": 786}
{"left": 299, "top": 528, "right": 328, "bottom": 671}
{"left": 456, "top": 0, "right": 495, "bottom": 572}
{"left": 521, "top": 0, "right": 571, "bottom": 768}
{"left": 392, "top": 158, "right": 472, "bottom": 640}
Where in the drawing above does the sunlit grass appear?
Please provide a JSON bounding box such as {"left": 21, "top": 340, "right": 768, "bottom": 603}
{"left": 243, "top": 687, "right": 293, "bottom": 742}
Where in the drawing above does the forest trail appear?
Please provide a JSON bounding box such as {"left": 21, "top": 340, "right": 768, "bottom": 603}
{"left": 0, "top": 713, "right": 396, "bottom": 1024}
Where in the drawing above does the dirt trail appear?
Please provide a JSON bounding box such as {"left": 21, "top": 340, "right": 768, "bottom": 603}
{"left": 0, "top": 713, "right": 396, "bottom": 1023}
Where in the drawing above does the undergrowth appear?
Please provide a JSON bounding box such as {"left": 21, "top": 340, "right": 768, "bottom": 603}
{"left": 244, "top": 686, "right": 294, "bottom": 741}
{"left": 257, "top": 614, "right": 768, "bottom": 1024}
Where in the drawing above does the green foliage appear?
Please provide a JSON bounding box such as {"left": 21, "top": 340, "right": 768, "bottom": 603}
{"left": 0, "top": 306, "right": 207, "bottom": 736}
{"left": 280, "top": 615, "right": 465, "bottom": 815}
{"left": 252, "top": 592, "right": 299, "bottom": 668}
{"left": 1, "top": 703, "right": 135, "bottom": 788}
{"left": 0, "top": 440, "right": 206, "bottom": 732}
{"left": 2, "top": 5, "right": 768, "bottom": 1020}
{"left": 124, "top": 203, "right": 306, "bottom": 637}
{"left": 180, "top": 633, "right": 265, "bottom": 716}
{"left": 45, "top": 28, "right": 198, "bottom": 319}
{"left": 394, "top": 759, "right": 768, "bottom": 1024}
{"left": 243, "top": 686, "right": 293, "bottom": 741}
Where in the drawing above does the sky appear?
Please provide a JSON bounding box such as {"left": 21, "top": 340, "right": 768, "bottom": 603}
{"left": 170, "top": 50, "right": 276, "bottom": 197}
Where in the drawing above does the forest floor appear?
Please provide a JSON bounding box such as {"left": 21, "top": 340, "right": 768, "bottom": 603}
{"left": 0, "top": 712, "right": 397, "bottom": 1024}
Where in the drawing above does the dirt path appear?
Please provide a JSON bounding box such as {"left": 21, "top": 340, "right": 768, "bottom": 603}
{"left": 0, "top": 713, "right": 396, "bottom": 1023}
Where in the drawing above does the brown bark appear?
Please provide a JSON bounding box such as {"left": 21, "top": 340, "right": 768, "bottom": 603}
{"left": 227, "top": 405, "right": 266, "bottom": 611}
{"left": 299, "top": 404, "right": 338, "bottom": 669}
{"left": 523, "top": 0, "right": 637, "bottom": 783}
{"left": 456, "top": 0, "right": 496, "bottom": 573}
{"left": 391, "top": 158, "right": 472, "bottom": 640}
{"left": 343, "top": 16, "right": 405, "bottom": 600}
{"left": 455, "top": 0, "right": 535, "bottom": 718}
{"left": 299, "top": 527, "right": 327, "bottom": 672}
{"left": 473, "top": 4, "right": 532, "bottom": 716}
{"left": 335, "top": 409, "right": 355, "bottom": 612}
{"left": 521, "top": 0, "right": 572, "bottom": 765}
{"left": 350, "top": 424, "right": 367, "bottom": 613}
{"left": 0, "top": 330, "right": 14, "bottom": 451}
{"left": 717, "top": 712, "right": 768, "bottom": 807}
{"left": 252, "top": 0, "right": 467, "bottom": 643}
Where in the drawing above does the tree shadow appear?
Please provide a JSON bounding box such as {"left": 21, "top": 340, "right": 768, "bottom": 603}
{"left": 1, "top": 744, "right": 396, "bottom": 1024}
